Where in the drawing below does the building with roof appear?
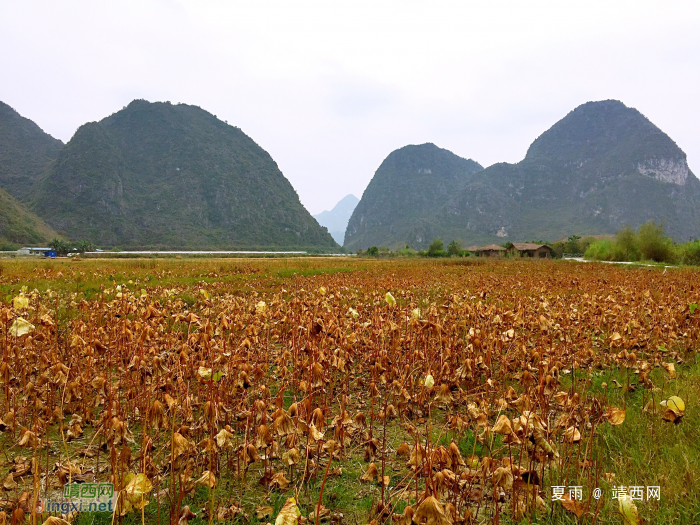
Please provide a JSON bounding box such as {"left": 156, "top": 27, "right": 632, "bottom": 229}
{"left": 474, "top": 244, "right": 507, "bottom": 257}
{"left": 17, "top": 247, "right": 53, "bottom": 257}
{"left": 507, "top": 242, "right": 553, "bottom": 258}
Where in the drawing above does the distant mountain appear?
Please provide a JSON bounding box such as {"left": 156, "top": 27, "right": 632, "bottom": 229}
{"left": 31, "top": 100, "right": 339, "bottom": 250}
{"left": 344, "top": 144, "right": 483, "bottom": 251}
{"left": 347, "top": 101, "right": 700, "bottom": 249}
{"left": 0, "top": 187, "right": 58, "bottom": 249}
{"left": 0, "top": 101, "right": 63, "bottom": 201}
{"left": 313, "top": 194, "right": 359, "bottom": 245}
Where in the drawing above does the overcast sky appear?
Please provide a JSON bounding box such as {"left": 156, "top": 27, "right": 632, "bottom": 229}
{"left": 2, "top": 1, "right": 699, "bottom": 214}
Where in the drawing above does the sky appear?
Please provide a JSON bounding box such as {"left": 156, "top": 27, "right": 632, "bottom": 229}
{"left": 2, "top": 0, "right": 700, "bottom": 215}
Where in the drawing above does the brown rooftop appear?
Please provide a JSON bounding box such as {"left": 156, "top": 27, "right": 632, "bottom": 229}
{"left": 509, "top": 243, "right": 549, "bottom": 250}
{"left": 477, "top": 244, "right": 507, "bottom": 251}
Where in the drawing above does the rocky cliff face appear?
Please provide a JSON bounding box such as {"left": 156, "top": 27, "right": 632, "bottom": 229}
{"left": 637, "top": 158, "right": 688, "bottom": 185}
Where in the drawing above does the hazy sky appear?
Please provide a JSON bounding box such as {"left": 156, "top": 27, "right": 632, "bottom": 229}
{"left": 2, "top": 1, "right": 699, "bottom": 214}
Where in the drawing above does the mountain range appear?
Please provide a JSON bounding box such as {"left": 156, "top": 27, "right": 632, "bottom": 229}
{"left": 345, "top": 100, "right": 700, "bottom": 250}
{"left": 313, "top": 194, "right": 359, "bottom": 244}
{"left": 1, "top": 98, "right": 698, "bottom": 252}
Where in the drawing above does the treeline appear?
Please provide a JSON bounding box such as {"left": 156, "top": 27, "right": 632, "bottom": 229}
{"left": 48, "top": 238, "right": 95, "bottom": 256}
{"left": 357, "top": 238, "right": 472, "bottom": 258}
{"left": 549, "top": 236, "right": 596, "bottom": 257}
{"left": 584, "top": 222, "right": 700, "bottom": 265}
{"left": 355, "top": 223, "right": 700, "bottom": 266}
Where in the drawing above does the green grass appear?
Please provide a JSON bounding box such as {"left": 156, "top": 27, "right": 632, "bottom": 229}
{"left": 496, "top": 356, "right": 700, "bottom": 524}
{"left": 0, "top": 258, "right": 371, "bottom": 300}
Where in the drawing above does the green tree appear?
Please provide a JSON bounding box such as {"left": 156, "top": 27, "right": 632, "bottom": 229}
{"left": 615, "top": 226, "right": 637, "bottom": 261}
{"left": 447, "top": 240, "right": 462, "bottom": 256}
{"left": 428, "top": 238, "right": 444, "bottom": 256}
{"left": 74, "top": 240, "right": 95, "bottom": 253}
{"left": 48, "top": 238, "right": 70, "bottom": 256}
{"left": 564, "top": 235, "right": 582, "bottom": 254}
{"left": 366, "top": 246, "right": 379, "bottom": 257}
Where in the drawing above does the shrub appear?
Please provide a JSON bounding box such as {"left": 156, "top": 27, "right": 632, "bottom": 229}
{"left": 637, "top": 222, "right": 675, "bottom": 263}
{"left": 615, "top": 226, "right": 639, "bottom": 261}
{"left": 578, "top": 236, "right": 597, "bottom": 254}
{"left": 584, "top": 240, "right": 612, "bottom": 260}
{"left": 551, "top": 241, "right": 564, "bottom": 258}
{"left": 585, "top": 222, "right": 679, "bottom": 264}
{"left": 397, "top": 246, "right": 417, "bottom": 257}
{"left": 678, "top": 240, "right": 700, "bottom": 266}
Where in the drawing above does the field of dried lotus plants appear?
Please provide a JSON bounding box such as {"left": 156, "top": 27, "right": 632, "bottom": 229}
{"left": 0, "top": 257, "right": 699, "bottom": 525}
